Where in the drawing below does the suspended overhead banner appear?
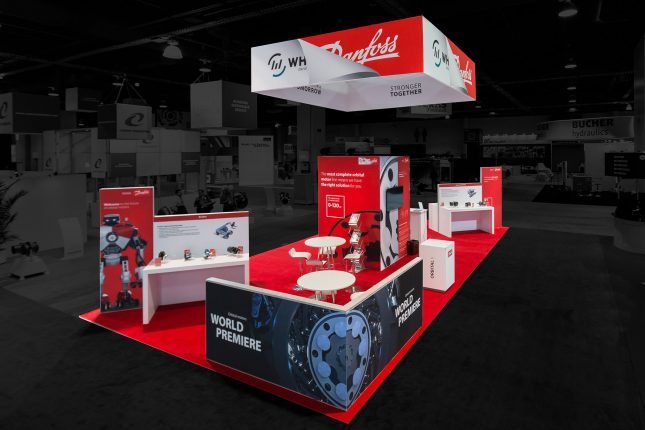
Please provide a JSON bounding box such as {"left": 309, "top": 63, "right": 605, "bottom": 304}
{"left": 251, "top": 16, "right": 476, "bottom": 112}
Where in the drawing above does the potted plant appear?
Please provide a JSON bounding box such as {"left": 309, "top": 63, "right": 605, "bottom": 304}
{"left": 0, "top": 180, "right": 27, "bottom": 264}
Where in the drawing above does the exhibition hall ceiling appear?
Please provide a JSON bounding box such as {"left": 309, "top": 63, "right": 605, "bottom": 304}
{"left": 0, "top": 0, "right": 640, "bottom": 123}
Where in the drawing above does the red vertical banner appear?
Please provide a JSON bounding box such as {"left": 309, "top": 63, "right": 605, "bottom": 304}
{"left": 99, "top": 187, "right": 154, "bottom": 312}
{"left": 480, "top": 166, "right": 503, "bottom": 228}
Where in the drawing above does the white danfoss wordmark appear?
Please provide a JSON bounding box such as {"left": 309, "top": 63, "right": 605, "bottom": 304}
{"left": 319, "top": 28, "right": 399, "bottom": 65}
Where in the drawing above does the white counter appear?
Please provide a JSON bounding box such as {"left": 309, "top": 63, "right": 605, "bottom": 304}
{"left": 142, "top": 254, "right": 249, "bottom": 324}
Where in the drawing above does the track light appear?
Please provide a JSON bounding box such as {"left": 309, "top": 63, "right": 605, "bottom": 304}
{"left": 162, "top": 40, "right": 183, "bottom": 60}
{"left": 198, "top": 67, "right": 211, "bottom": 73}
{"left": 569, "top": 99, "right": 576, "bottom": 103}
{"left": 567, "top": 85, "right": 576, "bottom": 91}
{"left": 47, "top": 86, "right": 59, "bottom": 97}
{"left": 564, "top": 61, "right": 577, "bottom": 69}
{"left": 558, "top": 0, "right": 578, "bottom": 18}
{"left": 568, "top": 107, "right": 577, "bottom": 112}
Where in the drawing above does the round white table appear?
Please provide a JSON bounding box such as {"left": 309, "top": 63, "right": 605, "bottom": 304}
{"left": 304, "top": 236, "right": 346, "bottom": 269}
{"left": 297, "top": 270, "right": 356, "bottom": 303}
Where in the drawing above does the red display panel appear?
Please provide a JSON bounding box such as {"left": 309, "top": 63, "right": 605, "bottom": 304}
{"left": 480, "top": 166, "right": 503, "bottom": 228}
{"left": 318, "top": 156, "right": 410, "bottom": 270}
{"left": 99, "top": 187, "right": 154, "bottom": 312}
{"left": 302, "top": 16, "right": 424, "bottom": 77}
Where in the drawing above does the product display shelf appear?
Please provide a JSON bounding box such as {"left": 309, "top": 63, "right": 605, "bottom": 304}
{"left": 346, "top": 213, "right": 365, "bottom": 273}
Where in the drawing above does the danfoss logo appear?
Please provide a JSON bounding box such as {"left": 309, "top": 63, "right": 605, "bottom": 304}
{"left": 453, "top": 54, "right": 473, "bottom": 86}
{"left": 319, "top": 28, "right": 399, "bottom": 65}
{"left": 432, "top": 40, "right": 449, "bottom": 68}
{"left": 358, "top": 157, "right": 377, "bottom": 165}
{"left": 134, "top": 189, "right": 150, "bottom": 196}
{"left": 125, "top": 112, "right": 145, "bottom": 126}
{"left": 0, "top": 102, "right": 8, "bottom": 119}
{"left": 268, "top": 53, "right": 306, "bottom": 77}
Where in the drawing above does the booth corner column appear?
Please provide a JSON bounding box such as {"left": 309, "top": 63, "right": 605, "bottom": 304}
{"left": 295, "top": 105, "right": 325, "bottom": 204}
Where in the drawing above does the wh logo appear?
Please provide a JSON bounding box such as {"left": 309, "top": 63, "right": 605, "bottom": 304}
{"left": 268, "top": 53, "right": 306, "bottom": 77}
{"left": 432, "top": 40, "right": 449, "bottom": 68}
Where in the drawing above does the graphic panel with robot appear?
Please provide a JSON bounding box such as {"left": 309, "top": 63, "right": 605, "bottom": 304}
{"left": 99, "top": 187, "right": 154, "bottom": 312}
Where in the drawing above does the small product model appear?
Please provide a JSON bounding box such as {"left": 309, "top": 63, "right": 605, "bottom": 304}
{"left": 184, "top": 249, "right": 192, "bottom": 261}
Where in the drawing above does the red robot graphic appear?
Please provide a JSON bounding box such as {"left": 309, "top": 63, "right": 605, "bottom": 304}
{"left": 99, "top": 214, "right": 147, "bottom": 311}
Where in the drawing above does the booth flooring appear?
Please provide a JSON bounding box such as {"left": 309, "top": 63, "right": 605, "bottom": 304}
{"left": 79, "top": 227, "right": 508, "bottom": 423}
{"left": 2, "top": 226, "right": 644, "bottom": 429}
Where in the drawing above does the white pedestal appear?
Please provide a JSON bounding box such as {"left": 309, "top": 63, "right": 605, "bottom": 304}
{"left": 438, "top": 206, "right": 494, "bottom": 238}
{"left": 428, "top": 203, "right": 439, "bottom": 232}
{"left": 410, "top": 208, "right": 428, "bottom": 243}
{"left": 420, "top": 239, "right": 455, "bottom": 292}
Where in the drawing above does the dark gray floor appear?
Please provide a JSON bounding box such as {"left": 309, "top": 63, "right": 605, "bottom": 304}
{"left": 1, "top": 226, "right": 644, "bottom": 429}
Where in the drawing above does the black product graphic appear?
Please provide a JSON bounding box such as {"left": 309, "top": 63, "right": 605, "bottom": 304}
{"left": 380, "top": 157, "right": 400, "bottom": 268}
{"left": 215, "top": 222, "right": 237, "bottom": 239}
{"left": 307, "top": 311, "right": 370, "bottom": 407}
{"left": 99, "top": 214, "right": 147, "bottom": 311}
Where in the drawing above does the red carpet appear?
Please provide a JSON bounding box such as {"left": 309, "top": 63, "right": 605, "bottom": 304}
{"left": 80, "top": 227, "right": 508, "bottom": 423}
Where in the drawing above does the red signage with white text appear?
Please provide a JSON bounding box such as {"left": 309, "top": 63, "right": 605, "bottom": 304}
{"left": 480, "top": 166, "right": 503, "bottom": 228}
{"left": 99, "top": 187, "right": 154, "bottom": 313}
{"left": 302, "top": 16, "right": 424, "bottom": 76}
{"left": 447, "top": 39, "right": 476, "bottom": 99}
{"left": 318, "top": 156, "right": 410, "bottom": 270}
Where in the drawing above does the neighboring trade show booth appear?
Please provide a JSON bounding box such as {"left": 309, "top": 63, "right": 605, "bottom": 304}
{"left": 80, "top": 16, "right": 510, "bottom": 424}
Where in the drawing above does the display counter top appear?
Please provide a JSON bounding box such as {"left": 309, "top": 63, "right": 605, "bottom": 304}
{"left": 144, "top": 254, "right": 250, "bottom": 274}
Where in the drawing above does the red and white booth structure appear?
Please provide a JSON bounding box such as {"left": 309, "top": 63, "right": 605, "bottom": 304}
{"left": 79, "top": 17, "right": 511, "bottom": 424}
{"left": 251, "top": 16, "right": 476, "bottom": 111}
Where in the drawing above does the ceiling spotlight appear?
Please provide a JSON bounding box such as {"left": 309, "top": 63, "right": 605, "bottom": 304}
{"left": 567, "top": 85, "right": 576, "bottom": 91}
{"left": 47, "top": 86, "right": 59, "bottom": 97}
{"left": 198, "top": 67, "right": 211, "bottom": 73}
{"left": 0, "top": 73, "right": 5, "bottom": 80}
{"left": 558, "top": 0, "right": 578, "bottom": 18}
{"left": 564, "top": 61, "right": 577, "bottom": 69}
{"left": 475, "top": 104, "right": 482, "bottom": 109}
{"left": 134, "top": 82, "right": 140, "bottom": 87}
{"left": 444, "top": 114, "right": 451, "bottom": 119}
{"left": 112, "top": 81, "right": 123, "bottom": 86}
{"left": 489, "top": 111, "right": 496, "bottom": 116}
{"left": 568, "top": 107, "right": 577, "bottom": 112}
{"left": 162, "top": 40, "right": 183, "bottom": 60}
{"left": 626, "top": 103, "right": 633, "bottom": 111}
{"left": 159, "top": 103, "right": 168, "bottom": 109}
{"left": 569, "top": 99, "right": 576, "bottom": 103}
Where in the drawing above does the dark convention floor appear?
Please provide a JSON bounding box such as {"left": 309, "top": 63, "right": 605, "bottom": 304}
{"left": 1, "top": 182, "right": 644, "bottom": 430}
